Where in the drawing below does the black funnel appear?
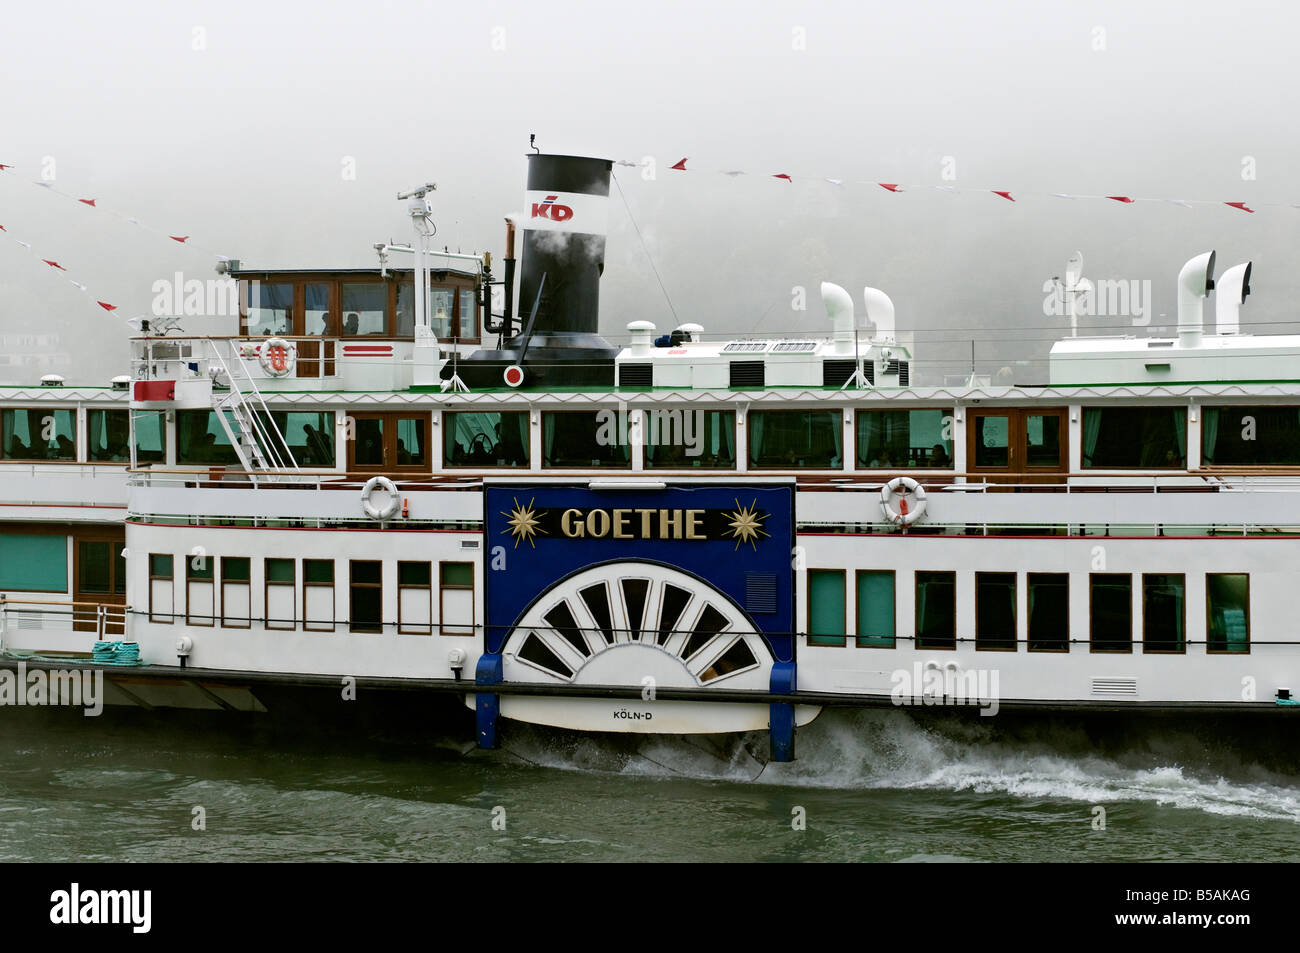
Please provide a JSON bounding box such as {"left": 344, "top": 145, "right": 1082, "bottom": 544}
{"left": 444, "top": 153, "right": 619, "bottom": 389}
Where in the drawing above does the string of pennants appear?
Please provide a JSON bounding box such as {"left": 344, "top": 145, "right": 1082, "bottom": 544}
{"left": 0, "top": 162, "right": 230, "bottom": 316}
{"left": 617, "top": 156, "right": 1268, "bottom": 213}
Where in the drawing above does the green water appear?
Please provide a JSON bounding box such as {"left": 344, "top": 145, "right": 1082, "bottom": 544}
{"left": 2, "top": 707, "right": 1297, "bottom": 862}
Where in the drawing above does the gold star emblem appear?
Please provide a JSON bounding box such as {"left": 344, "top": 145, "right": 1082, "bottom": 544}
{"left": 501, "top": 497, "right": 546, "bottom": 549}
{"left": 725, "top": 498, "right": 769, "bottom": 551}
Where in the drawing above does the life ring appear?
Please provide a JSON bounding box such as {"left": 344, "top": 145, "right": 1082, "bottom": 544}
{"left": 880, "top": 476, "right": 928, "bottom": 526}
{"left": 258, "top": 337, "right": 297, "bottom": 377}
{"left": 361, "top": 476, "right": 401, "bottom": 521}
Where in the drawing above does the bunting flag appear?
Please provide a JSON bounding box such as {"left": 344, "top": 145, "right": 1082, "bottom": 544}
{"left": 169, "top": 235, "right": 189, "bottom": 243}
{"left": 648, "top": 153, "right": 1283, "bottom": 212}
{"left": 42, "top": 259, "right": 66, "bottom": 270}
{"left": 97, "top": 302, "right": 118, "bottom": 311}
{"left": 78, "top": 198, "right": 96, "bottom": 206}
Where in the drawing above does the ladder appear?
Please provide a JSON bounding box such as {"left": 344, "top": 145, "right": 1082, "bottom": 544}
{"left": 207, "top": 341, "right": 299, "bottom": 483}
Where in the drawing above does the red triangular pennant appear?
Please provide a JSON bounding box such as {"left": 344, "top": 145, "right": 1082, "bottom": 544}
{"left": 169, "top": 235, "right": 189, "bottom": 243}
{"left": 41, "top": 259, "right": 66, "bottom": 270}
{"left": 97, "top": 301, "right": 118, "bottom": 311}
{"left": 1225, "top": 201, "right": 1255, "bottom": 213}
{"left": 879, "top": 183, "right": 902, "bottom": 192}
{"left": 79, "top": 198, "right": 96, "bottom": 206}
{"left": 1106, "top": 195, "right": 1135, "bottom": 204}
{"left": 0, "top": 164, "right": 12, "bottom": 171}
{"left": 773, "top": 173, "right": 792, "bottom": 182}
{"left": 670, "top": 158, "right": 688, "bottom": 170}
{"left": 992, "top": 190, "right": 1015, "bottom": 202}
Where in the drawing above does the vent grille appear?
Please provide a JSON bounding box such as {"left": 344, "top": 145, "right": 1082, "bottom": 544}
{"left": 1091, "top": 677, "right": 1138, "bottom": 697}
{"left": 619, "top": 363, "right": 653, "bottom": 387}
{"left": 459, "top": 539, "right": 480, "bottom": 550}
{"left": 745, "top": 572, "right": 777, "bottom": 614}
{"left": 822, "top": 359, "right": 859, "bottom": 387}
{"left": 898, "top": 361, "right": 909, "bottom": 386}
{"left": 729, "top": 361, "right": 765, "bottom": 388}
{"left": 723, "top": 342, "right": 768, "bottom": 353}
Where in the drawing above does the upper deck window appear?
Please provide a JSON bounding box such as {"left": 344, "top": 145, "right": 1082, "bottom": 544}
{"left": 342, "top": 283, "right": 387, "bottom": 336}
{"left": 2, "top": 408, "right": 76, "bottom": 461}
{"left": 1081, "top": 408, "right": 1186, "bottom": 468}
{"left": 644, "top": 410, "right": 736, "bottom": 469}
{"left": 857, "top": 409, "right": 953, "bottom": 469}
{"left": 87, "top": 409, "right": 166, "bottom": 464}
{"left": 542, "top": 411, "right": 631, "bottom": 469}
{"left": 444, "top": 412, "right": 530, "bottom": 468}
{"left": 748, "top": 410, "right": 842, "bottom": 469}
{"left": 1202, "top": 406, "right": 1300, "bottom": 466}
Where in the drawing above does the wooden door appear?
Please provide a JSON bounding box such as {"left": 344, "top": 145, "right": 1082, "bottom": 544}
{"left": 73, "top": 532, "right": 126, "bottom": 635}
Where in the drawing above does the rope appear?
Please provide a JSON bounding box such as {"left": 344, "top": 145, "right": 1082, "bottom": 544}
{"left": 612, "top": 172, "right": 680, "bottom": 326}
{"left": 91, "top": 641, "right": 144, "bottom": 666}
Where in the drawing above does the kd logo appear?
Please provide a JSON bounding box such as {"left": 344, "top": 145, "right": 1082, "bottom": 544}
{"left": 267, "top": 345, "right": 289, "bottom": 371}
{"left": 530, "top": 196, "right": 573, "bottom": 222}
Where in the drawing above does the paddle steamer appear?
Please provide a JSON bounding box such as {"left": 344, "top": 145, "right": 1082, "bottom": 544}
{"left": 1, "top": 152, "right": 1294, "bottom": 759}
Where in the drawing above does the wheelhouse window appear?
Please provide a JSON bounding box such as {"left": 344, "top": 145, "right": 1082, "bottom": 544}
{"left": 132, "top": 410, "right": 166, "bottom": 464}
{"left": 304, "top": 282, "right": 333, "bottom": 335}
{"left": 1027, "top": 573, "right": 1068, "bottom": 652}
{"left": 1082, "top": 408, "right": 1187, "bottom": 468}
{"left": 429, "top": 289, "right": 453, "bottom": 338}
{"left": 542, "top": 411, "right": 632, "bottom": 469}
{"left": 644, "top": 410, "right": 736, "bottom": 469}
{"left": 350, "top": 560, "right": 383, "bottom": 633}
{"left": 748, "top": 410, "right": 843, "bottom": 469}
{"left": 176, "top": 410, "right": 241, "bottom": 465}
{"left": 347, "top": 412, "right": 428, "bottom": 471}
{"left": 857, "top": 409, "right": 953, "bottom": 469}
{"left": 856, "top": 570, "right": 895, "bottom": 648}
{"left": 915, "top": 571, "right": 956, "bottom": 649}
{"left": 1207, "top": 573, "right": 1249, "bottom": 654}
{"left": 459, "top": 289, "right": 478, "bottom": 340}
{"left": 2, "top": 408, "right": 75, "bottom": 461}
{"left": 975, "top": 572, "right": 1017, "bottom": 650}
{"left": 271, "top": 411, "right": 335, "bottom": 468}
{"left": 303, "top": 559, "right": 335, "bottom": 632}
{"left": 1090, "top": 573, "right": 1132, "bottom": 652}
{"left": 221, "top": 557, "right": 251, "bottom": 628}
{"left": 246, "top": 281, "right": 292, "bottom": 336}
{"left": 1202, "top": 406, "right": 1300, "bottom": 466}
{"left": 443, "top": 412, "right": 530, "bottom": 467}
{"left": 807, "top": 569, "right": 846, "bottom": 646}
{"left": 342, "top": 283, "right": 387, "bottom": 336}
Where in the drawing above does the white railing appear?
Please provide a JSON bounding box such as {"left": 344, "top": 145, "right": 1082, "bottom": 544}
{"left": 0, "top": 598, "right": 129, "bottom": 641}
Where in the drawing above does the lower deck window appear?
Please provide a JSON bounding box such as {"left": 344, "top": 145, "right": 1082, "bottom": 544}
{"left": 221, "top": 557, "right": 251, "bottom": 628}
{"left": 1207, "top": 573, "right": 1249, "bottom": 653}
{"left": 265, "top": 558, "right": 296, "bottom": 630}
{"left": 915, "top": 571, "right": 956, "bottom": 649}
{"left": 1090, "top": 574, "right": 1132, "bottom": 652}
{"left": 1027, "top": 573, "right": 1068, "bottom": 651}
{"left": 807, "top": 570, "right": 846, "bottom": 646}
{"left": 975, "top": 572, "right": 1017, "bottom": 650}
{"left": 1142, "top": 573, "right": 1185, "bottom": 653}
{"left": 304, "top": 559, "right": 335, "bottom": 631}
{"left": 398, "top": 561, "right": 432, "bottom": 635}
{"left": 350, "top": 561, "right": 382, "bottom": 633}
{"left": 149, "top": 554, "right": 174, "bottom": 623}
{"left": 439, "top": 562, "right": 474, "bottom": 635}
{"left": 855, "top": 570, "right": 895, "bottom": 648}
{"left": 186, "top": 555, "right": 215, "bottom": 626}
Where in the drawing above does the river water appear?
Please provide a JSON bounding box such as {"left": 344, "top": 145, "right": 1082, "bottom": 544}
{"left": 2, "top": 706, "right": 1297, "bottom": 862}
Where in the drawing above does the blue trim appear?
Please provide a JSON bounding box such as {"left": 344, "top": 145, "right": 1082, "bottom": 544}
{"left": 769, "top": 661, "right": 797, "bottom": 762}
{"left": 475, "top": 653, "right": 503, "bottom": 749}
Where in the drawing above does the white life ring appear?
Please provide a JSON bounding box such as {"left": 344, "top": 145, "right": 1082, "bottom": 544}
{"left": 258, "top": 337, "right": 297, "bottom": 377}
{"left": 361, "top": 476, "right": 401, "bottom": 521}
{"left": 880, "top": 476, "right": 928, "bottom": 526}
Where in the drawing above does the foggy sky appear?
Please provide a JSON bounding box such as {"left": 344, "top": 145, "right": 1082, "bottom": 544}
{"left": 2, "top": 0, "right": 1296, "bottom": 385}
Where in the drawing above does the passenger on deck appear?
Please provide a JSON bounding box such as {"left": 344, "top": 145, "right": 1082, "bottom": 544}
{"left": 929, "top": 444, "right": 951, "bottom": 467}
{"left": 344, "top": 313, "right": 360, "bottom": 336}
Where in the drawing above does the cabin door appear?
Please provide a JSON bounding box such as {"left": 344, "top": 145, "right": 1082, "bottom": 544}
{"left": 966, "top": 408, "right": 1068, "bottom": 488}
{"left": 73, "top": 533, "right": 127, "bottom": 636}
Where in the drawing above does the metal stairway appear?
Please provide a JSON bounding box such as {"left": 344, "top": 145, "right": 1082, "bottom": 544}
{"left": 206, "top": 342, "right": 299, "bottom": 483}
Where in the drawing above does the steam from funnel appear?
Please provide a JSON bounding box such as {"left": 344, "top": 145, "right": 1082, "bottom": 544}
{"left": 1177, "top": 250, "right": 1216, "bottom": 348}
{"left": 1215, "top": 261, "right": 1252, "bottom": 336}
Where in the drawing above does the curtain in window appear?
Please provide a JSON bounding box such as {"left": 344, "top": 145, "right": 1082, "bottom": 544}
{"left": 720, "top": 413, "right": 735, "bottom": 462}
{"left": 1202, "top": 408, "right": 1220, "bottom": 464}
{"left": 748, "top": 414, "right": 763, "bottom": 463}
{"left": 831, "top": 415, "right": 843, "bottom": 467}
{"left": 543, "top": 415, "right": 557, "bottom": 463}
{"left": 1172, "top": 408, "right": 1187, "bottom": 463}
{"left": 1082, "top": 409, "right": 1102, "bottom": 466}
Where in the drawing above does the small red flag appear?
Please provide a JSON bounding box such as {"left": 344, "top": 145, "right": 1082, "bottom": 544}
{"left": 79, "top": 198, "right": 96, "bottom": 206}
{"left": 0, "top": 164, "right": 11, "bottom": 171}
{"left": 670, "top": 158, "right": 688, "bottom": 170}
{"left": 773, "top": 173, "right": 792, "bottom": 182}
{"left": 42, "top": 259, "right": 66, "bottom": 270}
{"left": 0, "top": 224, "right": 5, "bottom": 231}
{"left": 97, "top": 301, "right": 118, "bottom": 311}
{"left": 879, "top": 183, "right": 902, "bottom": 192}
{"left": 1225, "top": 201, "right": 1254, "bottom": 213}
{"left": 1106, "top": 195, "right": 1135, "bottom": 204}
{"left": 992, "top": 190, "right": 1015, "bottom": 202}
{"left": 169, "top": 235, "right": 189, "bottom": 243}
